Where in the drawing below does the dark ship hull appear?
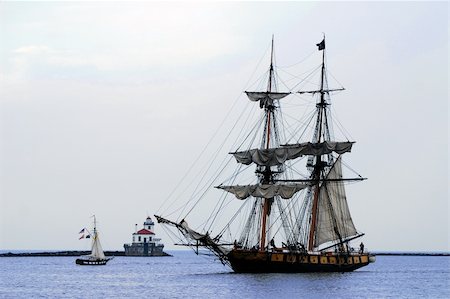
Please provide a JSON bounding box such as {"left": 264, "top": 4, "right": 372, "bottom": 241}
{"left": 75, "top": 258, "right": 110, "bottom": 266}
{"left": 227, "top": 250, "right": 374, "bottom": 273}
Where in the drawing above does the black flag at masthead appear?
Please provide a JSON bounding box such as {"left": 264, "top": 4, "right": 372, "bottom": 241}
{"left": 316, "top": 39, "right": 325, "bottom": 51}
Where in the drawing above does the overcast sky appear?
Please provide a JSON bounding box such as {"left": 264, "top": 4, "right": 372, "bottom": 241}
{"left": 0, "top": 1, "right": 448, "bottom": 252}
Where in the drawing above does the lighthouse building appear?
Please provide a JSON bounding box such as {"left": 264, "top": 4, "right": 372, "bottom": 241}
{"left": 124, "top": 216, "right": 166, "bottom": 256}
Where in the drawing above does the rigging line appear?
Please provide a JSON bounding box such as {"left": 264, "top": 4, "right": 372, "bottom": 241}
{"left": 204, "top": 162, "right": 245, "bottom": 232}
{"left": 159, "top": 42, "right": 273, "bottom": 216}
{"left": 289, "top": 188, "right": 310, "bottom": 244}
{"left": 180, "top": 152, "right": 233, "bottom": 221}
{"left": 232, "top": 105, "right": 263, "bottom": 152}
{"left": 273, "top": 70, "right": 292, "bottom": 94}
{"left": 246, "top": 41, "right": 274, "bottom": 91}
{"left": 219, "top": 163, "right": 253, "bottom": 184}
{"left": 206, "top": 124, "right": 262, "bottom": 229}
{"left": 291, "top": 64, "right": 322, "bottom": 91}
{"left": 277, "top": 65, "right": 321, "bottom": 85}
{"left": 160, "top": 222, "right": 184, "bottom": 244}
{"left": 248, "top": 70, "right": 270, "bottom": 91}
{"left": 158, "top": 100, "right": 242, "bottom": 215}
{"left": 330, "top": 107, "right": 353, "bottom": 141}
{"left": 272, "top": 198, "right": 293, "bottom": 240}
{"left": 283, "top": 160, "right": 309, "bottom": 179}
{"left": 175, "top": 98, "right": 255, "bottom": 219}
{"left": 281, "top": 102, "right": 316, "bottom": 124}
{"left": 327, "top": 69, "right": 345, "bottom": 89}
{"left": 217, "top": 198, "right": 252, "bottom": 239}
{"left": 209, "top": 186, "right": 248, "bottom": 236}
{"left": 162, "top": 102, "right": 248, "bottom": 217}
{"left": 340, "top": 158, "right": 364, "bottom": 178}
{"left": 173, "top": 156, "right": 229, "bottom": 220}
{"left": 277, "top": 49, "right": 316, "bottom": 68}
{"left": 296, "top": 108, "right": 320, "bottom": 144}
{"left": 266, "top": 192, "right": 303, "bottom": 240}
{"left": 278, "top": 195, "right": 298, "bottom": 241}
{"left": 186, "top": 111, "right": 250, "bottom": 198}
{"left": 281, "top": 106, "right": 317, "bottom": 144}
{"left": 206, "top": 194, "right": 232, "bottom": 234}
{"left": 276, "top": 102, "right": 287, "bottom": 146}
{"left": 183, "top": 153, "right": 236, "bottom": 220}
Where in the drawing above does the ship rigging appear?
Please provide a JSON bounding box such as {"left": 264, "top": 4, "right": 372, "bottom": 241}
{"left": 156, "top": 36, "right": 375, "bottom": 272}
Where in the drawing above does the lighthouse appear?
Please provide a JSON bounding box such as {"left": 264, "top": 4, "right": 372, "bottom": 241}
{"left": 124, "top": 216, "right": 168, "bottom": 256}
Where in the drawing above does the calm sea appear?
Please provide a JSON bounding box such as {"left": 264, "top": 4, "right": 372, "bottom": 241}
{"left": 0, "top": 251, "right": 448, "bottom": 298}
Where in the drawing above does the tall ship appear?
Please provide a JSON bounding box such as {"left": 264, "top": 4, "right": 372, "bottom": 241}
{"left": 76, "top": 216, "right": 112, "bottom": 265}
{"left": 124, "top": 216, "right": 168, "bottom": 256}
{"left": 156, "top": 37, "right": 375, "bottom": 272}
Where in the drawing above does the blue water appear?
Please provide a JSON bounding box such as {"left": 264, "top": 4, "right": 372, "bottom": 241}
{"left": 0, "top": 251, "right": 448, "bottom": 298}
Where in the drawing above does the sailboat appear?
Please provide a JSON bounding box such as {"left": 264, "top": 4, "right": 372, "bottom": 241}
{"left": 156, "top": 36, "right": 375, "bottom": 273}
{"left": 76, "top": 216, "right": 112, "bottom": 265}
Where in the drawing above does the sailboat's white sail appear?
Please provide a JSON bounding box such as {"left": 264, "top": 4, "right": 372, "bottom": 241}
{"left": 217, "top": 183, "right": 308, "bottom": 200}
{"left": 232, "top": 141, "right": 354, "bottom": 166}
{"left": 314, "top": 156, "right": 358, "bottom": 248}
{"left": 90, "top": 233, "right": 106, "bottom": 259}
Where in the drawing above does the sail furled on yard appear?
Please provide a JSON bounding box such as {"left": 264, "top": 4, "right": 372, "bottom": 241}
{"left": 245, "top": 91, "right": 291, "bottom": 109}
{"left": 314, "top": 156, "right": 358, "bottom": 248}
{"left": 232, "top": 141, "right": 354, "bottom": 166}
{"left": 217, "top": 183, "right": 308, "bottom": 200}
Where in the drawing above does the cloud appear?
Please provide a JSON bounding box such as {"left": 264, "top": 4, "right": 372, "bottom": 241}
{"left": 13, "top": 45, "right": 53, "bottom": 55}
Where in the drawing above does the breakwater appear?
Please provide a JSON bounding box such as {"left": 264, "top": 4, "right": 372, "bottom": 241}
{"left": 0, "top": 250, "right": 171, "bottom": 257}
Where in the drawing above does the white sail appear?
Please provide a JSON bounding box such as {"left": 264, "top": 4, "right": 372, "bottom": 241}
{"left": 232, "top": 141, "right": 354, "bottom": 166}
{"left": 217, "top": 183, "right": 308, "bottom": 200}
{"left": 245, "top": 91, "right": 290, "bottom": 108}
{"left": 314, "top": 157, "right": 358, "bottom": 248}
{"left": 90, "top": 232, "right": 106, "bottom": 259}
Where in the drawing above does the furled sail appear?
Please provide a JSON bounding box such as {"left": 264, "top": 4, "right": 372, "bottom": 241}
{"left": 155, "top": 216, "right": 230, "bottom": 257}
{"left": 245, "top": 91, "right": 290, "bottom": 109}
{"left": 217, "top": 183, "right": 308, "bottom": 200}
{"left": 314, "top": 156, "right": 358, "bottom": 248}
{"left": 180, "top": 220, "right": 229, "bottom": 256}
{"left": 232, "top": 141, "right": 354, "bottom": 166}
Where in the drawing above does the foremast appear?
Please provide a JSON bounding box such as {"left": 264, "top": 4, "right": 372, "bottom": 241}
{"left": 259, "top": 36, "right": 276, "bottom": 251}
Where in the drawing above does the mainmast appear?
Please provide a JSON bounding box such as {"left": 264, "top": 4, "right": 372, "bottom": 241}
{"left": 308, "top": 37, "right": 326, "bottom": 251}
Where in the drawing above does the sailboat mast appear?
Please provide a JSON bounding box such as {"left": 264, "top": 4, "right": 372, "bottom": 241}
{"left": 259, "top": 36, "right": 275, "bottom": 251}
{"left": 308, "top": 39, "right": 326, "bottom": 251}
{"left": 93, "top": 215, "right": 97, "bottom": 238}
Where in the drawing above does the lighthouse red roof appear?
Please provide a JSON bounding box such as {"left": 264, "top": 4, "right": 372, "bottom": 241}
{"left": 135, "top": 228, "right": 154, "bottom": 235}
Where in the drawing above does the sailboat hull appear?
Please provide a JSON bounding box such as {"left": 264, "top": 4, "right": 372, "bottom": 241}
{"left": 75, "top": 258, "right": 110, "bottom": 266}
{"left": 227, "top": 250, "right": 373, "bottom": 273}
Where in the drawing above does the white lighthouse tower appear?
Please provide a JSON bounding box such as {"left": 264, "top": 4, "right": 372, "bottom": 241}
{"left": 144, "top": 216, "right": 154, "bottom": 231}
